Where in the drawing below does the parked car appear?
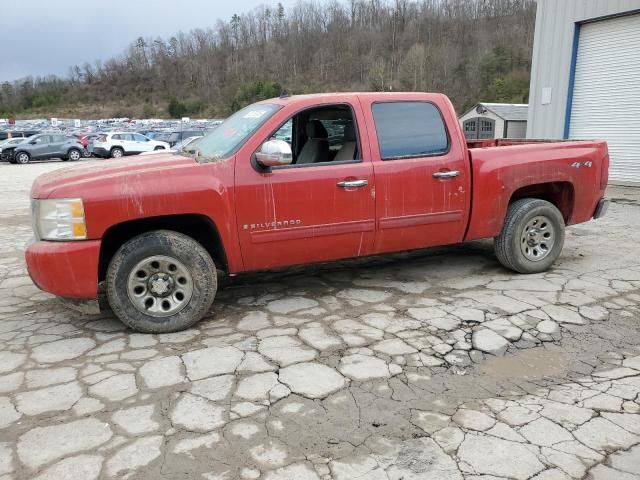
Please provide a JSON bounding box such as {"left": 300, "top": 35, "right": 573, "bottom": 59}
{"left": 0, "top": 137, "right": 27, "bottom": 153}
{"left": 1, "top": 134, "right": 84, "bottom": 164}
{"left": 139, "top": 136, "right": 203, "bottom": 156}
{"left": 149, "top": 132, "right": 172, "bottom": 143}
{"left": 90, "top": 132, "right": 170, "bottom": 158}
{"left": 26, "top": 92, "right": 609, "bottom": 333}
{"left": 167, "top": 130, "right": 206, "bottom": 146}
{"left": 74, "top": 133, "right": 101, "bottom": 157}
{"left": 0, "top": 130, "right": 40, "bottom": 142}
{"left": 172, "top": 136, "right": 202, "bottom": 151}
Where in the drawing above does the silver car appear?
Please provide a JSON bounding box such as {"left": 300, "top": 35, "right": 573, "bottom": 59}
{"left": 0, "top": 137, "right": 27, "bottom": 153}
{"left": 1, "top": 134, "right": 84, "bottom": 164}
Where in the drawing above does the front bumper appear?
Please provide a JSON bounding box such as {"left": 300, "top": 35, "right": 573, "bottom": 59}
{"left": 593, "top": 198, "right": 610, "bottom": 219}
{"left": 25, "top": 239, "right": 101, "bottom": 299}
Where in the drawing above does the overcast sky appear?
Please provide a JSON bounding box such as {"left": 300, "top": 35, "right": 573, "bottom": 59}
{"left": 0, "top": 0, "right": 298, "bottom": 82}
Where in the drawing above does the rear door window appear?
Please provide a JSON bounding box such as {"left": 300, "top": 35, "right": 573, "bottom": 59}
{"left": 371, "top": 102, "right": 449, "bottom": 160}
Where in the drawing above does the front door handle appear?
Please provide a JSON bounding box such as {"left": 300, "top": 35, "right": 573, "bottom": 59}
{"left": 337, "top": 179, "right": 368, "bottom": 188}
{"left": 432, "top": 170, "right": 460, "bottom": 179}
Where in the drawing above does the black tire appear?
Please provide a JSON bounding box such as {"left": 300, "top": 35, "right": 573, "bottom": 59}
{"left": 154, "top": 146, "right": 165, "bottom": 151}
{"left": 15, "top": 152, "right": 30, "bottom": 164}
{"left": 110, "top": 147, "right": 124, "bottom": 159}
{"left": 67, "top": 148, "right": 82, "bottom": 161}
{"left": 106, "top": 230, "right": 217, "bottom": 333}
{"left": 494, "top": 198, "right": 565, "bottom": 274}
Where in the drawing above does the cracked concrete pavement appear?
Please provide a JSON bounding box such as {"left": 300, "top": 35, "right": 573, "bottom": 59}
{"left": 1, "top": 160, "right": 640, "bottom": 479}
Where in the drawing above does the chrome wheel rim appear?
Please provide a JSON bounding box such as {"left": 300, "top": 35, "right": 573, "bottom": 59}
{"left": 520, "top": 215, "right": 555, "bottom": 262}
{"left": 127, "top": 255, "right": 193, "bottom": 317}
{"left": 112, "top": 149, "right": 123, "bottom": 158}
{"left": 70, "top": 150, "right": 80, "bottom": 160}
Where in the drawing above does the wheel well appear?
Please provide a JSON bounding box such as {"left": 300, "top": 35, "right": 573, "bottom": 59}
{"left": 110, "top": 146, "right": 123, "bottom": 152}
{"left": 98, "top": 214, "right": 228, "bottom": 281}
{"left": 509, "top": 182, "right": 574, "bottom": 222}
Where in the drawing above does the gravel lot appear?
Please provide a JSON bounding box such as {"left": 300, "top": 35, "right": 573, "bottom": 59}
{"left": 1, "top": 160, "right": 640, "bottom": 480}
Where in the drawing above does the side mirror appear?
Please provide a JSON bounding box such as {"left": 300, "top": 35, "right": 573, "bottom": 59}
{"left": 255, "top": 139, "right": 292, "bottom": 169}
{"left": 29, "top": 141, "right": 37, "bottom": 145}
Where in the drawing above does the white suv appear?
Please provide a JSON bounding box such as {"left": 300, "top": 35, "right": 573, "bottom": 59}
{"left": 90, "top": 132, "right": 170, "bottom": 158}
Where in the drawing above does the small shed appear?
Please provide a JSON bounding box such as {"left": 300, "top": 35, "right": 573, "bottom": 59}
{"left": 459, "top": 103, "right": 528, "bottom": 140}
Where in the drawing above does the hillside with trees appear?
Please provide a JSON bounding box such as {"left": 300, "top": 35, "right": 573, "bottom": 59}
{"left": 0, "top": 0, "right": 537, "bottom": 119}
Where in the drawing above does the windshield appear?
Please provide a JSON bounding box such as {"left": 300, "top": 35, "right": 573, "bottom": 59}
{"left": 184, "top": 103, "right": 281, "bottom": 162}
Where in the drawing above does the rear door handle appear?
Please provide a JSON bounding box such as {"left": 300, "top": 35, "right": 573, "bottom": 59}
{"left": 432, "top": 170, "right": 460, "bottom": 179}
{"left": 337, "top": 179, "right": 368, "bottom": 188}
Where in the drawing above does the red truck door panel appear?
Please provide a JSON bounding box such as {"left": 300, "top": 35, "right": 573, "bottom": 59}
{"left": 360, "top": 95, "right": 471, "bottom": 254}
{"left": 234, "top": 100, "right": 375, "bottom": 271}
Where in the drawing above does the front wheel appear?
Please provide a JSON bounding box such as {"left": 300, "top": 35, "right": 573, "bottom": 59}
{"left": 494, "top": 198, "right": 565, "bottom": 274}
{"left": 15, "top": 152, "right": 30, "bottom": 164}
{"left": 106, "top": 230, "right": 217, "bottom": 333}
{"left": 154, "top": 146, "right": 165, "bottom": 151}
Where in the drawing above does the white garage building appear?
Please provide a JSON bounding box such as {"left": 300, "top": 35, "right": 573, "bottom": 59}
{"left": 527, "top": 0, "right": 640, "bottom": 185}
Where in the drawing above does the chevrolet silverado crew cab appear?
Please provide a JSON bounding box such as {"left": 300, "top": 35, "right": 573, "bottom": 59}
{"left": 27, "top": 93, "right": 610, "bottom": 333}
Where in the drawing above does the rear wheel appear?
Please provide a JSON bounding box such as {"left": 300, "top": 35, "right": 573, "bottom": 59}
{"left": 106, "top": 230, "right": 217, "bottom": 333}
{"left": 110, "top": 147, "right": 124, "bottom": 158}
{"left": 494, "top": 198, "right": 565, "bottom": 274}
{"left": 15, "top": 152, "right": 30, "bottom": 164}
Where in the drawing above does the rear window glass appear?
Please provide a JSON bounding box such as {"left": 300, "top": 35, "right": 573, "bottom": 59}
{"left": 372, "top": 102, "right": 449, "bottom": 159}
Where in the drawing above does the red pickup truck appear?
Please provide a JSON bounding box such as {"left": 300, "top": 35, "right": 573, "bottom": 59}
{"left": 27, "top": 93, "right": 609, "bottom": 333}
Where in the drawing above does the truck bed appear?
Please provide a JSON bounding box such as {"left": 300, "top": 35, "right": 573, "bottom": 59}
{"left": 466, "top": 138, "right": 569, "bottom": 149}
{"left": 464, "top": 138, "right": 609, "bottom": 242}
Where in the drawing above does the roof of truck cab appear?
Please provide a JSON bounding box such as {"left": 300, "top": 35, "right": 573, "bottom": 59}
{"left": 258, "top": 92, "right": 448, "bottom": 106}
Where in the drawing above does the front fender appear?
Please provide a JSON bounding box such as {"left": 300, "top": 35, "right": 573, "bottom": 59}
{"left": 49, "top": 158, "right": 243, "bottom": 272}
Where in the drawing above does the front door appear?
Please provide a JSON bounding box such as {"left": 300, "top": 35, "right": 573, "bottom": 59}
{"left": 132, "top": 133, "right": 153, "bottom": 152}
{"left": 31, "top": 135, "right": 52, "bottom": 159}
{"left": 235, "top": 101, "right": 375, "bottom": 271}
{"left": 360, "top": 97, "right": 470, "bottom": 254}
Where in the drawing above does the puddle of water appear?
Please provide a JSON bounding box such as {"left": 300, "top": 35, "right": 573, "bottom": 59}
{"left": 479, "top": 348, "right": 571, "bottom": 380}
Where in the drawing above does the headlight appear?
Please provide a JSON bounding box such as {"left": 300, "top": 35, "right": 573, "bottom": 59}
{"left": 32, "top": 198, "right": 87, "bottom": 241}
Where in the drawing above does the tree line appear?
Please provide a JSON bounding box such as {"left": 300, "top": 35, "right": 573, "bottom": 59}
{"left": 0, "top": 0, "right": 537, "bottom": 119}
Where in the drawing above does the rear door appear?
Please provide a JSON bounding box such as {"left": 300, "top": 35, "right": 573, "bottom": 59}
{"left": 119, "top": 134, "right": 136, "bottom": 154}
{"left": 234, "top": 99, "right": 375, "bottom": 271}
{"left": 360, "top": 95, "right": 470, "bottom": 254}
{"left": 51, "top": 135, "right": 69, "bottom": 157}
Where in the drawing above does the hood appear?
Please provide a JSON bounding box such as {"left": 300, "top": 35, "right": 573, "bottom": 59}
{"left": 31, "top": 153, "right": 196, "bottom": 199}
